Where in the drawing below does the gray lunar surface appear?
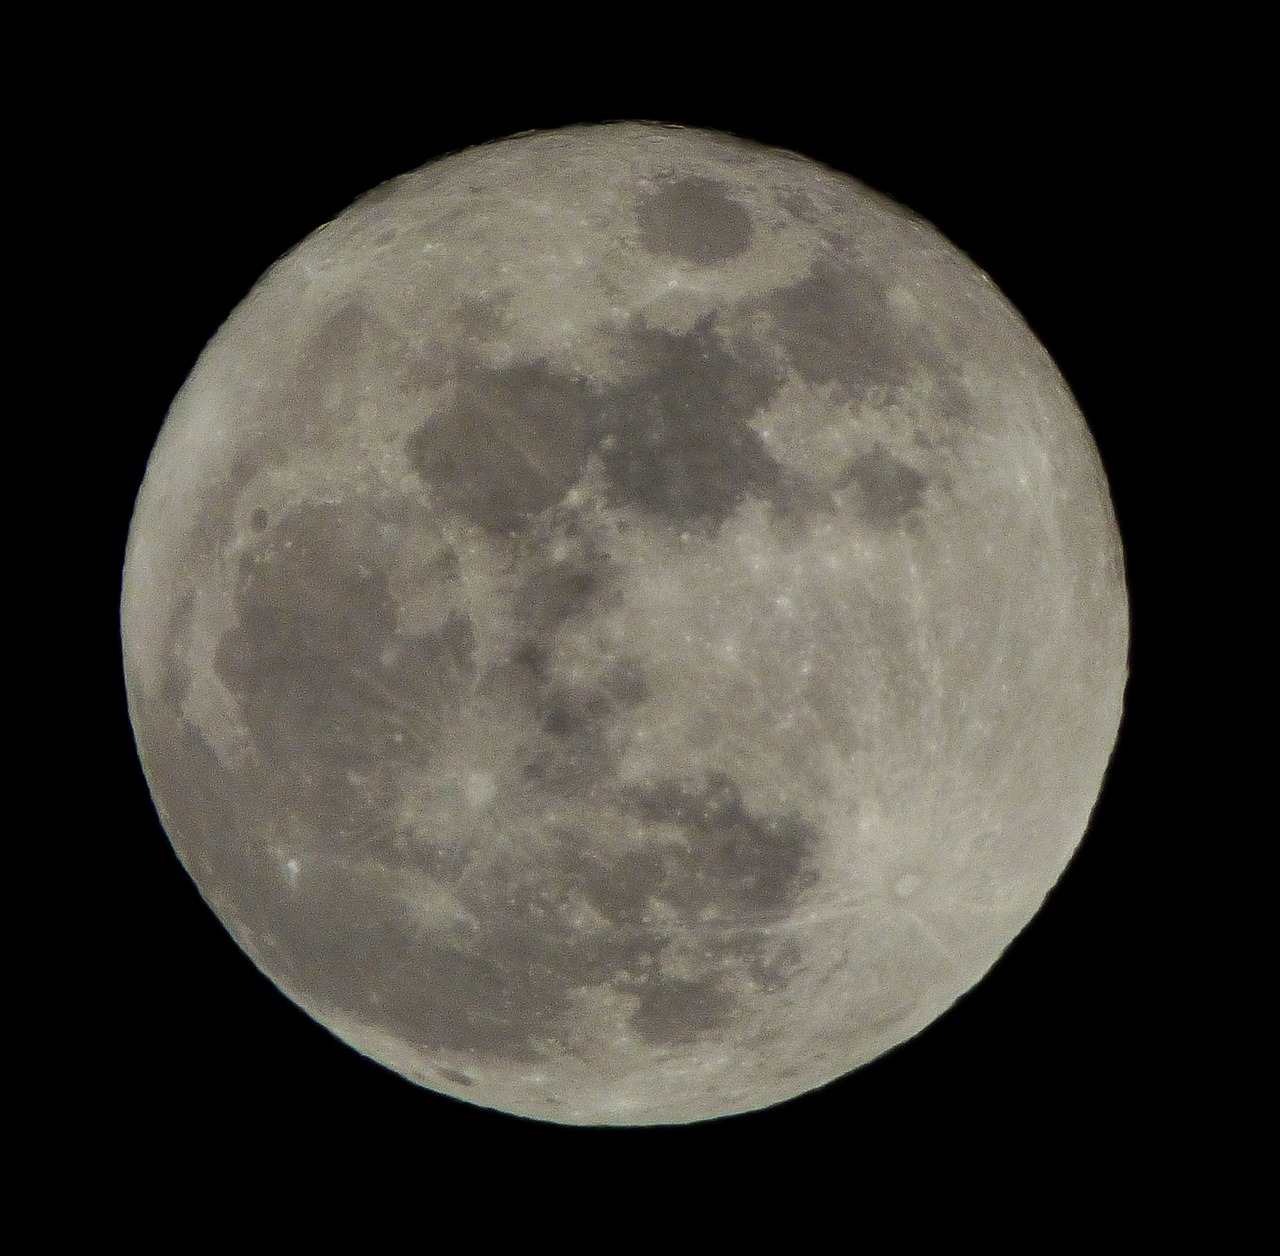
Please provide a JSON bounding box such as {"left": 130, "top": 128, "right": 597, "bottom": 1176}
{"left": 122, "top": 122, "right": 1128, "bottom": 1124}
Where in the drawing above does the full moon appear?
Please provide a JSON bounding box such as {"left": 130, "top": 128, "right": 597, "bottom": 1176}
{"left": 121, "top": 122, "right": 1128, "bottom": 1125}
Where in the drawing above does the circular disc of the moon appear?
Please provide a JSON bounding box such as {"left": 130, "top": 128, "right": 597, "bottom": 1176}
{"left": 121, "top": 123, "right": 1128, "bottom": 1125}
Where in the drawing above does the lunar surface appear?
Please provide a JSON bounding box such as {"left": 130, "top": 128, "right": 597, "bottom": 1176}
{"left": 121, "top": 123, "right": 1128, "bottom": 1125}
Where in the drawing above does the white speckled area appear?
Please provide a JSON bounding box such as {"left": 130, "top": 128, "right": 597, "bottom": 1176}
{"left": 121, "top": 123, "right": 1128, "bottom": 1125}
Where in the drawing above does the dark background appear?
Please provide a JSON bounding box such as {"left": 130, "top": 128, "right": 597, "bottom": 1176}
{"left": 83, "top": 71, "right": 1173, "bottom": 1191}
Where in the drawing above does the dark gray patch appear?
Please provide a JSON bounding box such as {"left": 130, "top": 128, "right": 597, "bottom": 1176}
{"left": 539, "top": 693, "right": 586, "bottom": 736}
{"left": 620, "top": 772, "right": 821, "bottom": 921}
{"left": 397, "top": 341, "right": 449, "bottom": 393}
{"left": 536, "top": 682, "right": 612, "bottom": 740}
{"left": 249, "top": 507, "right": 268, "bottom": 532}
{"left": 593, "top": 319, "right": 789, "bottom": 531}
{"left": 523, "top": 698, "right": 619, "bottom": 792}
{"left": 214, "top": 502, "right": 474, "bottom": 828}
{"left": 393, "top": 613, "right": 477, "bottom": 722}
{"left": 603, "top": 657, "right": 650, "bottom": 708}
{"left": 482, "top": 638, "right": 551, "bottom": 711}
{"left": 456, "top": 294, "right": 508, "bottom": 340}
{"left": 405, "top": 360, "right": 597, "bottom": 534}
{"left": 762, "top": 260, "right": 921, "bottom": 396}
{"left": 424, "top": 545, "right": 461, "bottom": 583}
{"left": 232, "top": 659, "right": 396, "bottom": 819}
{"left": 636, "top": 177, "right": 754, "bottom": 266}
{"left": 437, "top": 1067, "right": 475, "bottom": 1087}
{"left": 630, "top": 976, "right": 737, "bottom": 1045}
{"left": 513, "top": 564, "right": 601, "bottom": 637}
{"left": 574, "top": 848, "right": 668, "bottom": 926}
{"left": 836, "top": 445, "right": 927, "bottom": 527}
{"left": 287, "top": 303, "right": 402, "bottom": 425}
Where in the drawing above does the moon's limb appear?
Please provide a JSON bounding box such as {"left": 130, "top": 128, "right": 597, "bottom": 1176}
{"left": 121, "top": 123, "right": 1128, "bottom": 1125}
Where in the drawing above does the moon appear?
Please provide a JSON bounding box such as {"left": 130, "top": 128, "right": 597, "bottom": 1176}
{"left": 121, "top": 121, "right": 1128, "bottom": 1125}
